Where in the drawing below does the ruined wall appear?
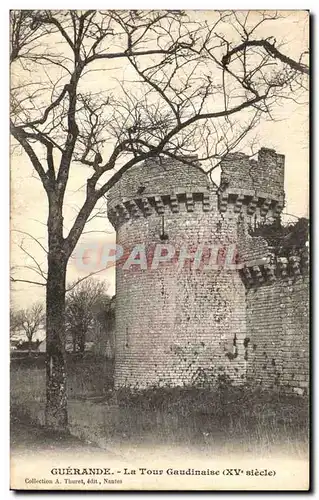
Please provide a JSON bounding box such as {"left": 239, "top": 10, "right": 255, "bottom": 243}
{"left": 220, "top": 148, "right": 285, "bottom": 200}
{"left": 238, "top": 207, "right": 309, "bottom": 394}
{"left": 219, "top": 148, "right": 285, "bottom": 226}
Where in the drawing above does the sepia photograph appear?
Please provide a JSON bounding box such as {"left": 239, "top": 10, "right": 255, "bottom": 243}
{"left": 9, "top": 9, "right": 309, "bottom": 491}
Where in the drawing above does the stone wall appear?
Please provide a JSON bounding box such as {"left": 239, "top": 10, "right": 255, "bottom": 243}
{"left": 238, "top": 205, "right": 309, "bottom": 395}
{"left": 220, "top": 148, "right": 285, "bottom": 200}
{"left": 246, "top": 276, "right": 309, "bottom": 394}
{"left": 219, "top": 148, "right": 285, "bottom": 225}
{"left": 113, "top": 200, "right": 247, "bottom": 389}
{"left": 107, "top": 156, "right": 213, "bottom": 211}
{"left": 107, "top": 149, "right": 309, "bottom": 392}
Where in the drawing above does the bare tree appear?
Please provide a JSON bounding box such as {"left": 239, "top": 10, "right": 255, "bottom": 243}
{"left": 10, "top": 227, "right": 113, "bottom": 290}
{"left": 12, "top": 303, "right": 44, "bottom": 354}
{"left": 10, "top": 309, "right": 22, "bottom": 337}
{"left": 65, "top": 278, "right": 110, "bottom": 354}
{"left": 10, "top": 10, "right": 308, "bottom": 431}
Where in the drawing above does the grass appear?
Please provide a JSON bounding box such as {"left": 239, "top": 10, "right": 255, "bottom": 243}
{"left": 10, "top": 355, "right": 309, "bottom": 459}
{"left": 106, "top": 387, "right": 309, "bottom": 458}
{"left": 11, "top": 353, "right": 114, "bottom": 401}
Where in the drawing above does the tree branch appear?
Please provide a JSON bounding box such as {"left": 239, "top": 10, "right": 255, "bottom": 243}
{"left": 11, "top": 277, "right": 46, "bottom": 287}
{"left": 86, "top": 47, "right": 176, "bottom": 64}
{"left": 222, "top": 39, "right": 309, "bottom": 75}
{"left": 10, "top": 123, "right": 50, "bottom": 191}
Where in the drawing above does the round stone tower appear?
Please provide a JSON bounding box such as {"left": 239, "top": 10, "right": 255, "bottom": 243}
{"left": 107, "top": 149, "right": 285, "bottom": 389}
{"left": 107, "top": 156, "right": 248, "bottom": 389}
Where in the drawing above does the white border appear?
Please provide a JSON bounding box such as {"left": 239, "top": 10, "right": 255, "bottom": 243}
{"left": 2, "top": 3, "right": 316, "bottom": 498}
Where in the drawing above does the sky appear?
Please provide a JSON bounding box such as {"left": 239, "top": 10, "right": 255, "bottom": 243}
{"left": 10, "top": 10, "right": 309, "bottom": 309}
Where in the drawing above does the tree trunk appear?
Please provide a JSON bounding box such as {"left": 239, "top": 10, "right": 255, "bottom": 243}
{"left": 45, "top": 250, "right": 68, "bottom": 433}
{"left": 79, "top": 328, "right": 85, "bottom": 355}
{"left": 28, "top": 338, "right": 32, "bottom": 356}
{"left": 72, "top": 332, "right": 77, "bottom": 354}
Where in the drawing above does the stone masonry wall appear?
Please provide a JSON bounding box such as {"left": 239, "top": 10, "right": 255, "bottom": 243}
{"left": 107, "top": 150, "right": 309, "bottom": 392}
{"left": 219, "top": 148, "right": 285, "bottom": 226}
{"left": 114, "top": 201, "right": 247, "bottom": 389}
{"left": 246, "top": 276, "right": 309, "bottom": 394}
{"left": 108, "top": 156, "right": 212, "bottom": 209}
{"left": 220, "top": 147, "right": 285, "bottom": 200}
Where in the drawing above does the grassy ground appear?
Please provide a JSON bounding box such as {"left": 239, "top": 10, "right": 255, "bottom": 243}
{"left": 11, "top": 416, "right": 101, "bottom": 453}
{"left": 10, "top": 354, "right": 309, "bottom": 459}
{"left": 10, "top": 353, "right": 114, "bottom": 400}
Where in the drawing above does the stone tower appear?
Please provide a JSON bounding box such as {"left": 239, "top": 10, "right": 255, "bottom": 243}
{"left": 107, "top": 148, "right": 307, "bottom": 391}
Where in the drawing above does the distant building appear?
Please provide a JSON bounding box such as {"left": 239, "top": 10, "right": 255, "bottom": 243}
{"left": 37, "top": 339, "right": 96, "bottom": 353}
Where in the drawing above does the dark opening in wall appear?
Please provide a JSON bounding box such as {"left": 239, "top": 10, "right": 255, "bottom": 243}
{"left": 159, "top": 215, "right": 169, "bottom": 241}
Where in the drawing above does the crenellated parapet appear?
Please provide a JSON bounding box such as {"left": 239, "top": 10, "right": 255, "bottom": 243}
{"left": 107, "top": 189, "right": 215, "bottom": 227}
{"left": 107, "top": 149, "right": 287, "bottom": 227}
{"left": 107, "top": 155, "right": 218, "bottom": 228}
{"left": 240, "top": 247, "right": 309, "bottom": 288}
{"left": 218, "top": 188, "right": 284, "bottom": 219}
{"left": 218, "top": 148, "right": 285, "bottom": 219}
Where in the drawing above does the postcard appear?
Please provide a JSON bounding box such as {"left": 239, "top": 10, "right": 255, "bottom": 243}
{"left": 10, "top": 9, "right": 309, "bottom": 491}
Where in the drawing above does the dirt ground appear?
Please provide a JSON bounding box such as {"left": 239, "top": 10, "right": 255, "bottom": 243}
{"left": 10, "top": 417, "right": 101, "bottom": 454}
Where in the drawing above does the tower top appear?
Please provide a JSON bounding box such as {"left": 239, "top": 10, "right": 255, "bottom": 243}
{"left": 107, "top": 155, "right": 214, "bottom": 211}
{"left": 107, "top": 155, "right": 218, "bottom": 227}
{"left": 220, "top": 148, "right": 285, "bottom": 201}
{"left": 218, "top": 148, "right": 285, "bottom": 217}
{"left": 107, "top": 148, "right": 286, "bottom": 226}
